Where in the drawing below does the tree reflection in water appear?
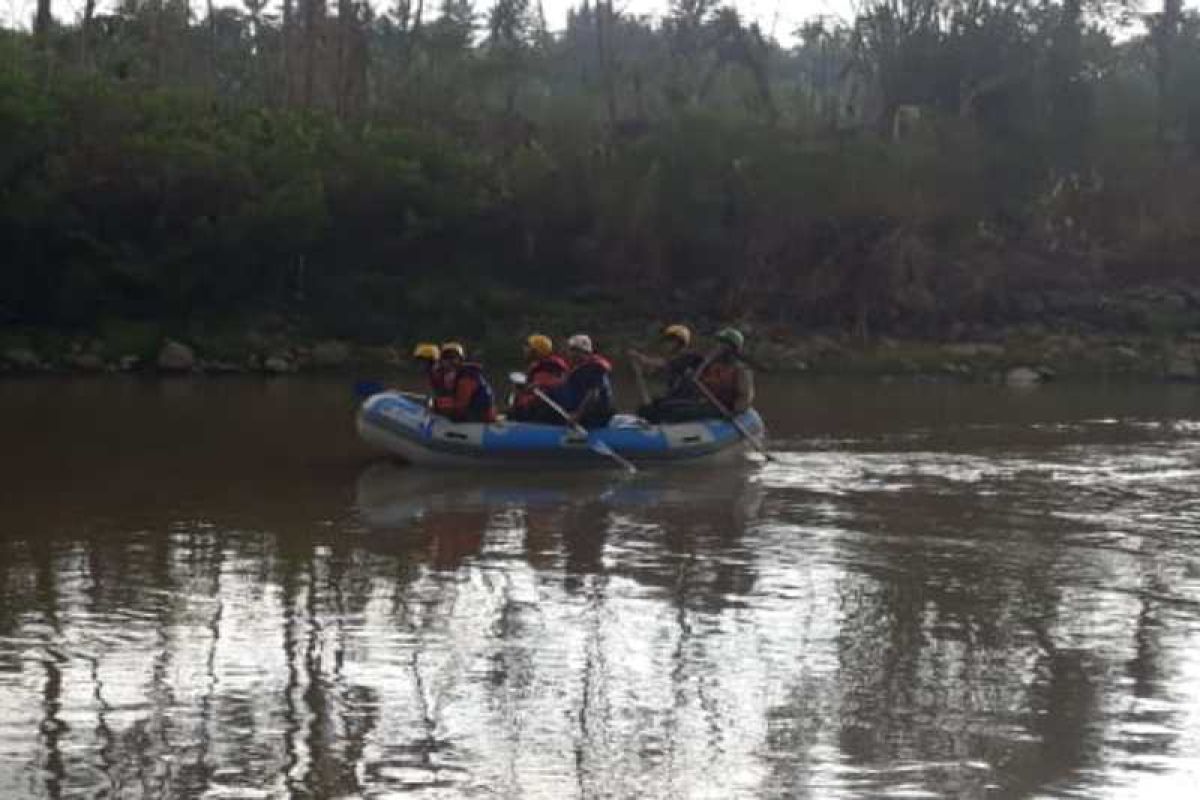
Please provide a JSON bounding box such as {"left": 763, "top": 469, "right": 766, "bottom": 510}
{"left": 1, "top": 436, "right": 1199, "bottom": 798}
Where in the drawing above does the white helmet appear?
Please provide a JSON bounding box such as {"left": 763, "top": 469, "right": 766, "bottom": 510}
{"left": 567, "top": 334, "right": 594, "bottom": 354}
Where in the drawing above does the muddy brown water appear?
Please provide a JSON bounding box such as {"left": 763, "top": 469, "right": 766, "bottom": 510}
{"left": 1, "top": 376, "right": 1199, "bottom": 798}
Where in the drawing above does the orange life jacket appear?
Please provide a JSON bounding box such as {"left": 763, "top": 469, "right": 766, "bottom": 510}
{"left": 699, "top": 359, "right": 740, "bottom": 410}
{"left": 432, "top": 362, "right": 497, "bottom": 423}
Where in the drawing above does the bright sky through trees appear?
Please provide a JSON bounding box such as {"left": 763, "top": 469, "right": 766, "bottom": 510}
{"left": 4, "top": 0, "right": 857, "bottom": 40}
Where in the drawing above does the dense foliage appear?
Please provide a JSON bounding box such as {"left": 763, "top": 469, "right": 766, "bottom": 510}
{"left": 3, "top": 1, "right": 1200, "bottom": 343}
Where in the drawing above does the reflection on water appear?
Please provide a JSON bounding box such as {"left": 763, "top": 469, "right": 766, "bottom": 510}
{"left": 2, "top": 378, "right": 1200, "bottom": 798}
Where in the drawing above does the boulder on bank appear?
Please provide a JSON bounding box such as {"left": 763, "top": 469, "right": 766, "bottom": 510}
{"left": 68, "top": 352, "right": 106, "bottom": 372}
{"left": 942, "top": 342, "right": 1005, "bottom": 359}
{"left": 157, "top": 340, "right": 196, "bottom": 372}
{"left": 312, "top": 340, "right": 352, "bottom": 368}
{"left": 263, "top": 354, "right": 295, "bottom": 374}
{"left": 1165, "top": 348, "right": 1199, "bottom": 381}
{"left": 1005, "top": 366, "right": 1046, "bottom": 387}
{"left": 3, "top": 347, "right": 41, "bottom": 371}
{"left": 202, "top": 360, "right": 245, "bottom": 374}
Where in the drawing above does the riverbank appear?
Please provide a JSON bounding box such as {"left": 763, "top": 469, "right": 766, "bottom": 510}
{"left": 6, "top": 317, "right": 1200, "bottom": 385}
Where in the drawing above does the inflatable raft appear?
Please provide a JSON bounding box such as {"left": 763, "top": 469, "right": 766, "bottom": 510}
{"left": 356, "top": 391, "right": 766, "bottom": 468}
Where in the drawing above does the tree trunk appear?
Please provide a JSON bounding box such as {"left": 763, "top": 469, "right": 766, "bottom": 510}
{"left": 34, "top": 0, "right": 52, "bottom": 52}
{"left": 1156, "top": 0, "right": 1183, "bottom": 147}
{"left": 303, "top": 0, "right": 324, "bottom": 108}
{"left": 151, "top": 0, "right": 164, "bottom": 84}
{"left": 596, "top": 1, "right": 618, "bottom": 127}
{"left": 80, "top": 0, "right": 95, "bottom": 70}
{"left": 337, "top": 0, "right": 351, "bottom": 118}
{"left": 207, "top": 0, "right": 217, "bottom": 88}
{"left": 282, "top": 0, "right": 294, "bottom": 105}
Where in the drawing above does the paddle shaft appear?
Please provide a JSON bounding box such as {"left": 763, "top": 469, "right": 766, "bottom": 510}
{"left": 688, "top": 373, "right": 775, "bottom": 462}
{"left": 530, "top": 386, "right": 637, "bottom": 473}
{"left": 630, "top": 358, "right": 652, "bottom": 405}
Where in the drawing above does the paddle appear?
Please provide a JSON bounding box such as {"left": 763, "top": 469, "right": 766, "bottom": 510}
{"left": 629, "top": 356, "right": 652, "bottom": 405}
{"left": 353, "top": 380, "right": 428, "bottom": 404}
{"left": 735, "top": 350, "right": 771, "bottom": 374}
{"left": 509, "top": 372, "right": 637, "bottom": 474}
{"left": 688, "top": 370, "right": 776, "bottom": 462}
{"left": 354, "top": 379, "right": 386, "bottom": 399}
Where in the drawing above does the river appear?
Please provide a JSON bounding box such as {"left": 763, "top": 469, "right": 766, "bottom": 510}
{"left": 1, "top": 376, "right": 1198, "bottom": 798}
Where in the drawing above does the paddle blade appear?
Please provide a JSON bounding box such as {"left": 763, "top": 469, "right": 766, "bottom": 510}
{"left": 590, "top": 440, "right": 637, "bottom": 474}
{"left": 354, "top": 380, "right": 385, "bottom": 400}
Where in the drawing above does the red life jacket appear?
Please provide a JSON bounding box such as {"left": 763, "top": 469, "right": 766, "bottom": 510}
{"left": 699, "top": 359, "right": 740, "bottom": 410}
{"left": 514, "top": 355, "right": 569, "bottom": 412}
{"left": 574, "top": 353, "right": 613, "bottom": 375}
{"left": 432, "top": 362, "right": 497, "bottom": 423}
{"left": 557, "top": 353, "right": 614, "bottom": 423}
{"left": 429, "top": 361, "right": 456, "bottom": 397}
{"left": 528, "top": 355, "right": 569, "bottom": 387}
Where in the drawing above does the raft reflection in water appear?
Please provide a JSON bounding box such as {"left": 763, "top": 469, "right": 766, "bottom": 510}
{"left": 353, "top": 460, "right": 767, "bottom": 576}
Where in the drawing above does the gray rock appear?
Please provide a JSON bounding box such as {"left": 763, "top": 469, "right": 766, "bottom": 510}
{"left": 203, "top": 360, "right": 245, "bottom": 374}
{"left": 1113, "top": 345, "right": 1140, "bottom": 361}
{"left": 806, "top": 335, "right": 844, "bottom": 356}
{"left": 69, "top": 353, "right": 106, "bottom": 372}
{"left": 1166, "top": 352, "right": 1198, "bottom": 381}
{"left": 943, "top": 342, "right": 1005, "bottom": 358}
{"left": 157, "top": 340, "right": 196, "bottom": 372}
{"left": 1005, "top": 366, "right": 1044, "bottom": 387}
{"left": 264, "top": 355, "right": 294, "bottom": 374}
{"left": 3, "top": 347, "right": 40, "bottom": 370}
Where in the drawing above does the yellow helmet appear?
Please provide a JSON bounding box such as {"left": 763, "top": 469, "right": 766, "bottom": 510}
{"left": 440, "top": 341, "right": 466, "bottom": 359}
{"left": 525, "top": 334, "right": 553, "bottom": 358}
{"left": 662, "top": 324, "right": 692, "bottom": 347}
{"left": 412, "top": 342, "right": 439, "bottom": 360}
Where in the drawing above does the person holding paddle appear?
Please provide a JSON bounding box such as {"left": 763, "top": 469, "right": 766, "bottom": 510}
{"left": 548, "top": 334, "right": 616, "bottom": 429}
{"left": 430, "top": 342, "right": 498, "bottom": 423}
{"left": 689, "top": 327, "right": 773, "bottom": 461}
{"left": 510, "top": 334, "right": 569, "bottom": 423}
{"left": 412, "top": 342, "right": 441, "bottom": 393}
{"left": 697, "top": 328, "right": 755, "bottom": 415}
{"left": 628, "top": 323, "right": 706, "bottom": 423}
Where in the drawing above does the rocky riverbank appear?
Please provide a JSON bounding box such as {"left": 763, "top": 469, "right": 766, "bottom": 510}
{"left": 0, "top": 336, "right": 388, "bottom": 377}
{"left": 5, "top": 325, "right": 1200, "bottom": 385}
{"left": 8, "top": 282, "right": 1200, "bottom": 383}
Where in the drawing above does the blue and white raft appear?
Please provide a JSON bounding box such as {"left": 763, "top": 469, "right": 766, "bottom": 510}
{"left": 357, "top": 391, "right": 766, "bottom": 468}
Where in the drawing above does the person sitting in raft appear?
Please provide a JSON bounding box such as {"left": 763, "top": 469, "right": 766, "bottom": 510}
{"left": 548, "top": 334, "right": 616, "bottom": 429}
{"left": 510, "top": 334, "right": 569, "bottom": 423}
{"left": 412, "top": 342, "right": 441, "bottom": 394}
{"left": 430, "top": 342, "right": 498, "bottom": 423}
{"left": 627, "top": 323, "right": 706, "bottom": 423}
{"left": 696, "top": 327, "right": 755, "bottom": 416}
